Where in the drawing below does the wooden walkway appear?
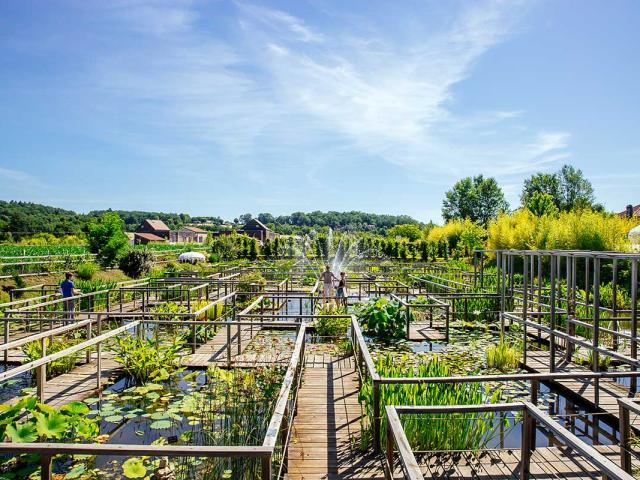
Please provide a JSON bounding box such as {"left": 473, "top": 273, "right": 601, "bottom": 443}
{"left": 415, "top": 444, "right": 627, "bottom": 479}
{"left": 7, "top": 356, "right": 121, "bottom": 408}
{"left": 524, "top": 350, "right": 639, "bottom": 428}
{"left": 408, "top": 322, "right": 447, "bottom": 342}
{"left": 185, "top": 323, "right": 260, "bottom": 368}
{"left": 289, "top": 354, "right": 385, "bottom": 480}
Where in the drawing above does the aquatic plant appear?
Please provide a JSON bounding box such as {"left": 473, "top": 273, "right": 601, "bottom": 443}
{"left": 485, "top": 336, "right": 521, "bottom": 372}
{"left": 22, "top": 337, "right": 80, "bottom": 379}
{"left": 110, "top": 334, "right": 185, "bottom": 384}
{"left": 359, "top": 354, "right": 503, "bottom": 451}
{"left": 356, "top": 297, "right": 409, "bottom": 340}
{"left": 314, "top": 303, "right": 349, "bottom": 338}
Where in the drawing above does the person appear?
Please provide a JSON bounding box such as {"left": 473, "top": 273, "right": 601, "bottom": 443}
{"left": 60, "top": 272, "right": 80, "bottom": 320}
{"left": 319, "top": 265, "right": 338, "bottom": 303}
{"left": 335, "top": 271, "right": 347, "bottom": 308}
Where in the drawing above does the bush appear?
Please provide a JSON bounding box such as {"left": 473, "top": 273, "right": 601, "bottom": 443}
{"left": 75, "top": 262, "right": 98, "bottom": 280}
{"left": 23, "top": 337, "right": 80, "bottom": 379}
{"left": 315, "top": 303, "right": 349, "bottom": 338}
{"left": 110, "top": 335, "right": 185, "bottom": 384}
{"left": 118, "top": 249, "right": 153, "bottom": 279}
{"left": 86, "top": 212, "right": 129, "bottom": 267}
{"left": 355, "top": 297, "right": 409, "bottom": 340}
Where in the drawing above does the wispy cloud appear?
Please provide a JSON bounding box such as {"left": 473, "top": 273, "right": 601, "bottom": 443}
{"left": 0, "top": 167, "right": 46, "bottom": 189}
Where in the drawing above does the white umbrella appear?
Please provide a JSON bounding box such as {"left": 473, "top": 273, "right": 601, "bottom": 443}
{"left": 178, "top": 252, "right": 206, "bottom": 263}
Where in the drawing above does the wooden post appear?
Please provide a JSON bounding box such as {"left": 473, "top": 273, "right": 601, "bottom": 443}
{"left": 631, "top": 259, "right": 638, "bottom": 394}
{"left": 373, "top": 381, "right": 381, "bottom": 453}
{"left": 226, "top": 322, "right": 231, "bottom": 369}
{"left": 96, "top": 314, "right": 102, "bottom": 390}
{"left": 530, "top": 380, "right": 538, "bottom": 451}
{"left": 619, "top": 401, "right": 631, "bottom": 473}
{"left": 522, "top": 256, "right": 529, "bottom": 364}
{"left": 593, "top": 257, "right": 601, "bottom": 406}
{"left": 40, "top": 454, "right": 53, "bottom": 480}
{"left": 520, "top": 408, "right": 532, "bottom": 480}
{"left": 386, "top": 418, "right": 394, "bottom": 477}
{"left": 3, "top": 319, "right": 8, "bottom": 364}
{"left": 612, "top": 259, "right": 619, "bottom": 351}
{"left": 37, "top": 337, "right": 47, "bottom": 402}
{"left": 550, "top": 256, "right": 557, "bottom": 372}
{"left": 261, "top": 456, "right": 271, "bottom": 480}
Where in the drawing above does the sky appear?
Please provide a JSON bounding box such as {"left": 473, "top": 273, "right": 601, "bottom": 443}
{"left": 1, "top": 0, "right": 639, "bottom": 222}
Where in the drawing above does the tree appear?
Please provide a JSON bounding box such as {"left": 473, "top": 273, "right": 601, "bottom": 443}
{"left": 526, "top": 192, "right": 559, "bottom": 217}
{"left": 387, "top": 224, "right": 423, "bottom": 242}
{"left": 238, "top": 213, "right": 253, "bottom": 225}
{"left": 119, "top": 250, "right": 153, "bottom": 278}
{"left": 86, "top": 212, "right": 129, "bottom": 267}
{"left": 442, "top": 175, "right": 508, "bottom": 225}
{"left": 520, "top": 165, "right": 595, "bottom": 211}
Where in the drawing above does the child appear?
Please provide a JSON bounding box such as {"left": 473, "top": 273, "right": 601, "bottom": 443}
{"left": 335, "top": 272, "right": 347, "bottom": 308}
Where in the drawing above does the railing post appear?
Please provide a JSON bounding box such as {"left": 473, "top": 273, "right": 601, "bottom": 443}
{"left": 3, "top": 319, "right": 8, "bottom": 364}
{"left": 619, "top": 401, "right": 631, "bottom": 473}
{"left": 530, "top": 380, "right": 538, "bottom": 451}
{"left": 386, "top": 418, "right": 394, "bottom": 478}
{"left": 96, "top": 314, "right": 102, "bottom": 390}
{"left": 40, "top": 453, "right": 52, "bottom": 480}
{"left": 226, "top": 322, "right": 231, "bottom": 368}
{"left": 373, "top": 380, "right": 381, "bottom": 453}
{"left": 521, "top": 408, "right": 532, "bottom": 480}
{"left": 37, "top": 336, "right": 47, "bottom": 402}
{"left": 261, "top": 456, "right": 271, "bottom": 480}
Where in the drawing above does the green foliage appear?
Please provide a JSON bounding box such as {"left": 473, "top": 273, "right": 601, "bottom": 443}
{"left": 0, "top": 200, "right": 85, "bottom": 240}
{"left": 22, "top": 337, "right": 80, "bottom": 379}
{"left": 314, "top": 303, "right": 349, "bottom": 338}
{"left": 485, "top": 336, "right": 521, "bottom": 372}
{"left": 521, "top": 164, "right": 596, "bottom": 211}
{"left": 525, "top": 191, "right": 559, "bottom": 217}
{"left": 442, "top": 175, "right": 509, "bottom": 225}
{"left": 86, "top": 212, "right": 129, "bottom": 267}
{"left": 237, "top": 271, "right": 267, "bottom": 302}
{"left": 118, "top": 249, "right": 153, "bottom": 278}
{"left": 75, "top": 262, "right": 98, "bottom": 280}
{"left": 387, "top": 224, "right": 423, "bottom": 241}
{"left": 487, "top": 209, "right": 636, "bottom": 251}
{"left": 110, "top": 335, "right": 185, "bottom": 384}
{"left": 359, "top": 354, "right": 503, "bottom": 450}
{"left": 356, "top": 297, "right": 408, "bottom": 340}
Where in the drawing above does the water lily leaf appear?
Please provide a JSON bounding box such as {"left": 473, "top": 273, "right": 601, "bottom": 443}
{"left": 65, "top": 463, "right": 87, "bottom": 479}
{"left": 122, "top": 458, "right": 146, "bottom": 479}
{"left": 5, "top": 423, "right": 37, "bottom": 443}
{"left": 146, "top": 392, "right": 160, "bottom": 400}
{"left": 145, "top": 383, "right": 164, "bottom": 391}
{"left": 150, "top": 412, "right": 170, "bottom": 420}
{"left": 149, "top": 420, "right": 171, "bottom": 430}
{"left": 104, "top": 415, "right": 124, "bottom": 423}
{"left": 83, "top": 397, "right": 100, "bottom": 405}
{"left": 134, "top": 430, "right": 145, "bottom": 436}
{"left": 35, "top": 412, "right": 68, "bottom": 439}
{"left": 61, "top": 401, "right": 90, "bottom": 416}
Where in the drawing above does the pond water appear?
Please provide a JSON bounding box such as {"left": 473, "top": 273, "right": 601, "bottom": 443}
{"left": 0, "top": 364, "right": 32, "bottom": 403}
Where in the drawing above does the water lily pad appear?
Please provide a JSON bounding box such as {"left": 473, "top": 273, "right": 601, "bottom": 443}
{"left": 104, "top": 415, "right": 124, "bottom": 423}
{"left": 149, "top": 419, "right": 171, "bottom": 430}
{"left": 122, "top": 458, "right": 146, "bottom": 479}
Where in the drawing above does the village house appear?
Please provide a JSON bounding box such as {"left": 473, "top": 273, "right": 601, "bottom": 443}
{"left": 136, "top": 219, "right": 171, "bottom": 239}
{"left": 133, "top": 232, "right": 166, "bottom": 245}
{"left": 239, "top": 218, "right": 276, "bottom": 242}
{"left": 170, "top": 226, "right": 209, "bottom": 244}
{"left": 618, "top": 204, "right": 640, "bottom": 219}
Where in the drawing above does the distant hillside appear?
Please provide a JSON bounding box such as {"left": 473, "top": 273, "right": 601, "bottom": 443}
{"left": 0, "top": 201, "right": 421, "bottom": 240}
{"left": 0, "top": 200, "right": 85, "bottom": 239}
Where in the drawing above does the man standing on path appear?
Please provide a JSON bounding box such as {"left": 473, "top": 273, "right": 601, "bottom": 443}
{"left": 319, "top": 265, "right": 338, "bottom": 304}
{"left": 60, "top": 272, "right": 80, "bottom": 321}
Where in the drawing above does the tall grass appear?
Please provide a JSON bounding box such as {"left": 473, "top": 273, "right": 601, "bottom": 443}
{"left": 485, "top": 336, "right": 521, "bottom": 372}
{"left": 359, "top": 354, "right": 502, "bottom": 451}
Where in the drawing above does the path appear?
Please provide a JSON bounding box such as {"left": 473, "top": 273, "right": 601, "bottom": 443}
{"left": 288, "top": 354, "right": 385, "bottom": 480}
{"left": 186, "top": 323, "right": 261, "bottom": 368}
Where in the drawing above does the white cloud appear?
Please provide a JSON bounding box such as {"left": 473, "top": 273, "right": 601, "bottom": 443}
{"left": 0, "top": 167, "right": 47, "bottom": 190}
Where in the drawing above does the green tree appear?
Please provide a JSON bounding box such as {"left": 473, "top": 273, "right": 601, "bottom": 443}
{"left": 525, "top": 192, "right": 559, "bottom": 217}
{"left": 86, "top": 212, "right": 129, "bottom": 267}
{"left": 442, "top": 175, "right": 508, "bottom": 225}
{"left": 387, "top": 224, "right": 423, "bottom": 241}
{"left": 521, "top": 165, "right": 595, "bottom": 211}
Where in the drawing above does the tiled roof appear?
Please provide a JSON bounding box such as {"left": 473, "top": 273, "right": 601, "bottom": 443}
{"left": 145, "top": 219, "right": 170, "bottom": 231}
{"left": 617, "top": 204, "right": 640, "bottom": 218}
{"left": 183, "top": 226, "right": 208, "bottom": 233}
{"left": 135, "top": 232, "right": 166, "bottom": 241}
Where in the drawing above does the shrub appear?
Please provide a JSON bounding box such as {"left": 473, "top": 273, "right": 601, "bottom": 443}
{"left": 355, "top": 297, "right": 409, "bottom": 340}
{"left": 110, "top": 334, "right": 185, "bottom": 384}
{"left": 75, "top": 262, "right": 98, "bottom": 280}
{"left": 237, "top": 271, "right": 267, "bottom": 303}
{"left": 314, "top": 303, "right": 349, "bottom": 338}
{"left": 118, "top": 249, "right": 153, "bottom": 279}
{"left": 86, "top": 212, "right": 129, "bottom": 267}
{"left": 23, "top": 337, "right": 80, "bottom": 379}
{"left": 485, "top": 336, "right": 520, "bottom": 372}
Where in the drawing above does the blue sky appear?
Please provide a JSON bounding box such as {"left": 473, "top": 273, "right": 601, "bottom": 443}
{"left": 1, "top": 0, "right": 638, "bottom": 222}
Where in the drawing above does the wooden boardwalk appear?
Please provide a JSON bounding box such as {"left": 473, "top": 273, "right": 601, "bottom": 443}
{"left": 408, "top": 322, "right": 447, "bottom": 342}
{"left": 185, "top": 323, "right": 261, "bottom": 368}
{"left": 524, "top": 350, "right": 639, "bottom": 428}
{"left": 288, "top": 354, "right": 385, "bottom": 480}
{"left": 415, "top": 444, "right": 627, "bottom": 479}
{"left": 7, "top": 356, "right": 121, "bottom": 408}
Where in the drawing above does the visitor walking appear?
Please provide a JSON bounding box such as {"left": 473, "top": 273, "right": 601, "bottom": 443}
{"left": 335, "top": 272, "right": 347, "bottom": 308}
{"left": 319, "top": 265, "right": 338, "bottom": 303}
{"left": 60, "top": 272, "right": 80, "bottom": 321}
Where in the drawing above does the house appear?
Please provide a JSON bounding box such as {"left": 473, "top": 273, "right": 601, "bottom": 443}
{"left": 134, "top": 232, "right": 167, "bottom": 245}
{"left": 240, "top": 218, "right": 276, "bottom": 242}
{"left": 618, "top": 204, "right": 640, "bottom": 219}
{"left": 170, "top": 226, "right": 208, "bottom": 243}
{"left": 137, "top": 219, "right": 171, "bottom": 239}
